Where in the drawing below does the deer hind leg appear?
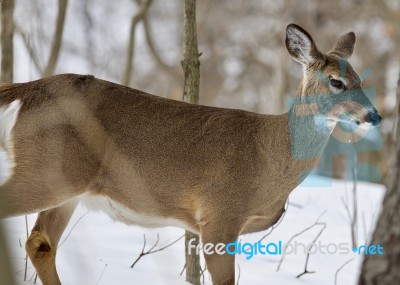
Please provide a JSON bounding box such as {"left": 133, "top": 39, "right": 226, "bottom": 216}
{"left": 26, "top": 199, "right": 78, "bottom": 285}
{"left": 200, "top": 224, "right": 239, "bottom": 285}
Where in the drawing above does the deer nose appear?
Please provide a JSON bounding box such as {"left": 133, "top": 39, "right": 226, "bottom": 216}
{"left": 365, "top": 110, "right": 382, "bottom": 126}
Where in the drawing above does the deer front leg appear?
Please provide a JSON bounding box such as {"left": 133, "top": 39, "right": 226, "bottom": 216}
{"left": 200, "top": 224, "right": 239, "bottom": 285}
{"left": 26, "top": 199, "right": 78, "bottom": 285}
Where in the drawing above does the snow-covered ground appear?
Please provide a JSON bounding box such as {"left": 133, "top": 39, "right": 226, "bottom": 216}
{"left": 2, "top": 175, "right": 385, "bottom": 285}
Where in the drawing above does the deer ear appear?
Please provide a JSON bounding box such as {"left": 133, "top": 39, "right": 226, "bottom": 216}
{"left": 329, "top": 32, "right": 356, "bottom": 59}
{"left": 285, "top": 24, "right": 323, "bottom": 66}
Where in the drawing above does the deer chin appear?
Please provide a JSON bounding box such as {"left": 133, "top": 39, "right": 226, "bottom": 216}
{"left": 313, "top": 115, "right": 337, "bottom": 133}
{"left": 357, "top": 121, "right": 373, "bottom": 131}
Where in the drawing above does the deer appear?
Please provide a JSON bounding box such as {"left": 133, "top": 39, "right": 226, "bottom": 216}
{"left": 0, "top": 24, "right": 381, "bottom": 285}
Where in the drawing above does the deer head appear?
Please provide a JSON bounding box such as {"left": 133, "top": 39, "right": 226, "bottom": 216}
{"left": 285, "top": 24, "right": 381, "bottom": 130}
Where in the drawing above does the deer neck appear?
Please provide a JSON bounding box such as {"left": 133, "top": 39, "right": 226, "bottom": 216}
{"left": 261, "top": 95, "right": 336, "bottom": 186}
{"left": 287, "top": 95, "right": 335, "bottom": 162}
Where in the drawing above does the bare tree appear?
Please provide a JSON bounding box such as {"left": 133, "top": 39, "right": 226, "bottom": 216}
{"left": 0, "top": 2, "right": 17, "bottom": 283}
{"left": 358, "top": 70, "right": 400, "bottom": 285}
{"left": 1, "top": 0, "right": 14, "bottom": 83}
{"left": 142, "top": 15, "right": 181, "bottom": 86}
{"left": 42, "top": 0, "right": 68, "bottom": 77}
{"left": 182, "top": 0, "right": 200, "bottom": 104}
{"left": 182, "top": 0, "right": 201, "bottom": 284}
{"left": 123, "top": 0, "right": 153, "bottom": 86}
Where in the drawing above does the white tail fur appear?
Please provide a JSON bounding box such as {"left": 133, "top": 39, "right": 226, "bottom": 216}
{"left": 0, "top": 100, "right": 21, "bottom": 186}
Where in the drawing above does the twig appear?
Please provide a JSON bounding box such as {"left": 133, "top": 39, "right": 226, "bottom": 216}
{"left": 340, "top": 149, "right": 359, "bottom": 249}
{"left": 130, "top": 233, "right": 184, "bottom": 268}
{"left": 288, "top": 201, "right": 303, "bottom": 209}
{"left": 14, "top": 26, "right": 43, "bottom": 74}
{"left": 259, "top": 199, "right": 289, "bottom": 242}
{"left": 334, "top": 258, "right": 354, "bottom": 285}
{"left": 28, "top": 271, "right": 38, "bottom": 283}
{"left": 366, "top": 204, "right": 378, "bottom": 245}
{"left": 95, "top": 263, "right": 108, "bottom": 285}
{"left": 362, "top": 211, "right": 367, "bottom": 245}
{"left": 123, "top": 0, "right": 154, "bottom": 86}
{"left": 277, "top": 210, "right": 326, "bottom": 272}
{"left": 42, "top": 0, "right": 69, "bottom": 77}
{"left": 24, "top": 215, "right": 29, "bottom": 281}
{"left": 200, "top": 263, "right": 207, "bottom": 284}
{"left": 142, "top": 15, "right": 180, "bottom": 85}
{"left": 236, "top": 264, "right": 241, "bottom": 285}
{"left": 58, "top": 211, "right": 89, "bottom": 248}
{"left": 28, "top": 268, "right": 38, "bottom": 283}
{"left": 180, "top": 263, "right": 186, "bottom": 276}
{"left": 341, "top": 197, "right": 352, "bottom": 222}
{"left": 350, "top": 145, "right": 358, "bottom": 248}
{"left": 296, "top": 222, "right": 326, "bottom": 278}
{"left": 296, "top": 269, "right": 315, "bottom": 278}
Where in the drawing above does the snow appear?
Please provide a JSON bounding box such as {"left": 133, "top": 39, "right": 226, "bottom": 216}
{"left": 2, "top": 175, "right": 385, "bottom": 285}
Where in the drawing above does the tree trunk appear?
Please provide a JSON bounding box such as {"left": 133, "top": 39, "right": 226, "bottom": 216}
{"left": 1, "top": 0, "right": 14, "bottom": 83}
{"left": 0, "top": 2, "right": 16, "bottom": 283}
{"left": 182, "top": 0, "right": 200, "bottom": 104}
{"left": 358, "top": 70, "right": 400, "bottom": 284}
{"left": 42, "top": 0, "right": 68, "bottom": 77}
{"left": 182, "top": 1, "right": 201, "bottom": 284}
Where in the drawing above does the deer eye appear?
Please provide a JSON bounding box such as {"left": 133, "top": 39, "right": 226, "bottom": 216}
{"left": 330, "top": 78, "right": 345, "bottom": 90}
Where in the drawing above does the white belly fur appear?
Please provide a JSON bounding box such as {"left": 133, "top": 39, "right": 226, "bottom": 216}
{"left": 80, "top": 194, "right": 192, "bottom": 230}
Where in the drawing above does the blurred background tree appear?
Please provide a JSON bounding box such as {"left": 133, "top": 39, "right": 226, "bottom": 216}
{"left": 1, "top": 0, "right": 14, "bottom": 82}
{"left": 0, "top": 1, "right": 17, "bottom": 283}
{"left": 358, "top": 69, "right": 400, "bottom": 285}
{"left": 181, "top": 0, "right": 201, "bottom": 284}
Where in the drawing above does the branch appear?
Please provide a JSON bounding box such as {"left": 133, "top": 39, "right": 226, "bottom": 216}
{"left": 180, "top": 263, "right": 186, "bottom": 276}
{"left": 142, "top": 15, "right": 181, "bottom": 85}
{"left": 130, "top": 233, "right": 184, "bottom": 268}
{"left": 341, "top": 196, "right": 352, "bottom": 222}
{"left": 95, "top": 264, "right": 108, "bottom": 285}
{"left": 288, "top": 201, "right": 303, "bottom": 209}
{"left": 123, "top": 0, "right": 153, "bottom": 86}
{"left": 58, "top": 211, "right": 89, "bottom": 248}
{"left": 259, "top": 199, "right": 289, "bottom": 242}
{"left": 341, "top": 143, "right": 359, "bottom": 249}
{"left": 296, "top": 222, "right": 326, "bottom": 278}
{"left": 335, "top": 258, "right": 354, "bottom": 285}
{"left": 350, "top": 143, "right": 358, "bottom": 248}
{"left": 24, "top": 216, "right": 28, "bottom": 281}
{"left": 366, "top": 205, "right": 378, "bottom": 245}
{"left": 15, "top": 25, "right": 43, "bottom": 74}
{"left": 42, "top": 0, "right": 68, "bottom": 77}
{"left": 236, "top": 264, "right": 241, "bottom": 285}
{"left": 200, "top": 263, "right": 207, "bottom": 284}
{"left": 276, "top": 210, "right": 326, "bottom": 272}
